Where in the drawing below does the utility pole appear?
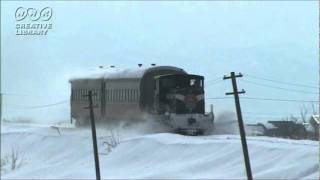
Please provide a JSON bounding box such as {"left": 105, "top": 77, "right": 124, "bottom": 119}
{"left": 84, "top": 91, "right": 101, "bottom": 180}
{"left": 0, "top": 50, "right": 2, "bottom": 122}
{"left": 223, "top": 72, "right": 252, "bottom": 180}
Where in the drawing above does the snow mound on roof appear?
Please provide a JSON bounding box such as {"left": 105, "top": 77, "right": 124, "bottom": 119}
{"left": 69, "top": 67, "right": 147, "bottom": 81}
{"left": 69, "top": 66, "right": 186, "bottom": 81}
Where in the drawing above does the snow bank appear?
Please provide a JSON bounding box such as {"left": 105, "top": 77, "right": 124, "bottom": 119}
{"left": 1, "top": 123, "right": 319, "bottom": 179}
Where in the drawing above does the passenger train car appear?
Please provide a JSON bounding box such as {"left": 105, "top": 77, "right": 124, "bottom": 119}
{"left": 70, "top": 66, "right": 214, "bottom": 135}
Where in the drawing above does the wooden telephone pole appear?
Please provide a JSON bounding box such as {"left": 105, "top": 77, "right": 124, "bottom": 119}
{"left": 84, "top": 91, "right": 101, "bottom": 180}
{"left": 223, "top": 72, "right": 252, "bottom": 180}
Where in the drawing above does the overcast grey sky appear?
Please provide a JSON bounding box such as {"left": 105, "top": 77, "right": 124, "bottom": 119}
{"left": 1, "top": 1, "right": 318, "bottom": 123}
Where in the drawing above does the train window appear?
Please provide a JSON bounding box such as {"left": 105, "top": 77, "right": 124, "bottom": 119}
{"left": 126, "top": 89, "right": 129, "bottom": 102}
{"left": 133, "top": 89, "right": 136, "bottom": 101}
{"left": 76, "top": 90, "right": 79, "bottom": 100}
{"left": 136, "top": 89, "right": 139, "bottom": 101}
{"left": 190, "top": 79, "right": 196, "bottom": 86}
{"left": 116, "top": 89, "right": 118, "bottom": 102}
{"left": 132, "top": 89, "right": 135, "bottom": 102}
{"left": 106, "top": 89, "right": 108, "bottom": 102}
{"left": 108, "top": 89, "right": 111, "bottom": 102}
{"left": 107, "top": 89, "right": 109, "bottom": 102}
{"left": 135, "top": 89, "right": 139, "bottom": 101}
{"left": 115, "top": 89, "right": 118, "bottom": 102}
{"left": 127, "top": 89, "right": 130, "bottom": 102}
{"left": 112, "top": 89, "right": 114, "bottom": 102}
{"left": 131, "top": 89, "right": 134, "bottom": 102}
{"left": 110, "top": 89, "right": 114, "bottom": 102}
{"left": 119, "top": 89, "right": 122, "bottom": 102}
{"left": 122, "top": 89, "right": 125, "bottom": 102}
{"left": 123, "top": 89, "right": 125, "bottom": 102}
{"left": 123, "top": 89, "right": 127, "bottom": 102}
{"left": 118, "top": 89, "right": 120, "bottom": 102}
{"left": 110, "top": 89, "right": 113, "bottom": 102}
{"left": 71, "top": 90, "right": 74, "bottom": 101}
{"left": 126, "top": 89, "right": 128, "bottom": 102}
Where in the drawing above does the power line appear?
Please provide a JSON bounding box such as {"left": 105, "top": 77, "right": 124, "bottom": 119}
{"left": 206, "top": 80, "right": 224, "bottom": 86}
{"left": 243, "top": 111, "right": 302, "bottom": 116}
{"left": 6, "top": 100, "right": 68, "bottom": 109}
{"left": 240, "top": 79, "right": 318, "bottom": 94}
{"left": 246, "top": 74, "right": 318, "bottom": 89}
{"left": 206, "top": 77, "right": 223, "bottom": 83}
{"left": 243, "top": 114, "right": 299, "bottom": 118}
{"left": 207, "top": 96, "right": 319, "bottom": 103}
{"left": 2, "top": 93, "right": 46, "bottom": 97}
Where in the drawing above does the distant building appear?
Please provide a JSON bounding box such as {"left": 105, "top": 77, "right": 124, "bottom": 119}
{"left": 264, "top": 121, "right": 307, "bottom": 139}
{"left": 247, "top": 117, "right": 319, "bottom": 140}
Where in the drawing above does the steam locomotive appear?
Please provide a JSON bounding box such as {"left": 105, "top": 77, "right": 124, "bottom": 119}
{"left": 70, "top": 66, "right": 214, "bottom": 135}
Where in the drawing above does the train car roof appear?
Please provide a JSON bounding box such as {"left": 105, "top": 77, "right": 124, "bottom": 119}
{"left": 69, "top": 66, "right": 186, "bottom": 82}
{"left": 155, "top": 74, "right": 204, "bottom": 79}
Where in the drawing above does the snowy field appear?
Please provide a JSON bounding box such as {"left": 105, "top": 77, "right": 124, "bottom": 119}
{"left": 1, "top": 122, "right": 319, "bottom": 179}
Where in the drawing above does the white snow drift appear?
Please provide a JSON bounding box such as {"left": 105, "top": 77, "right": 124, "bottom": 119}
{"left": 1, "top": 122, "right": 319, "bottom": 179}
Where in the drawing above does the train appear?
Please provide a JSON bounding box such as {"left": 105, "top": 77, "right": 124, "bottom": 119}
{"left": 69, "top": 66, "right": 214, "bottom": 135}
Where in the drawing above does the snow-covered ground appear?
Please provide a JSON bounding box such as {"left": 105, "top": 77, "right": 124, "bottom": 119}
{"left": 1, "top": 122, "right": 319, "bottom": 179}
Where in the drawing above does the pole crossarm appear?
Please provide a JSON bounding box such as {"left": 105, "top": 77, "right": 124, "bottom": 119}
{"left": 226, "top": 89, "right": 246, "bottom": 95}
{"left": 223, "top": 73, "right": 243, "bottom": 80}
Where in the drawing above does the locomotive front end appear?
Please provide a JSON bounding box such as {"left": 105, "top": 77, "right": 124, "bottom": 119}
{"left": 155, "top": 74, "right": 214, "bottom": 135}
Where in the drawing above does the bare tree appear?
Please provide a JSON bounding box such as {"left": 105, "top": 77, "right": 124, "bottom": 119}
{"left": 311, "top": 103, "right": 317, "bottom": 115}
{"left": 300, "top": 106, "right": 309, "bottom": 123}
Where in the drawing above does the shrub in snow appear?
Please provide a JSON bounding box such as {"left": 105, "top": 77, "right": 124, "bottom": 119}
{"left": 103, "top": 130, "right": 120, "bottom": 153}
{"left": 1, "top": 156, "right": 9, "bottom": 172}
{"left": 1, "top": 146, "right": 24, "bottom": 173}
{"left": 10, "top": 146, "right": 24, "bottom": 170}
